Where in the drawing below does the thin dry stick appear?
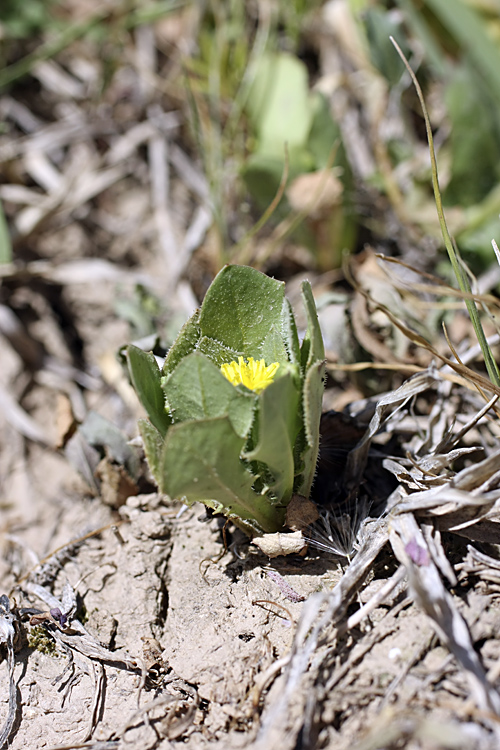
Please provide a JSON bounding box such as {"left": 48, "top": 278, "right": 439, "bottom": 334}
{"left": 199, "top": 520, "right": 231, "bottom": 580}
{"left": 44, "top": 741, "right": 120, "bottom": 750}
{"left": 378, "top": 254, "right": 500, "bottom": 309}
{"left": 445, "top": 394, "right": 499, "bottom": 450}
{"left": 252, "top": 599, "right": 294, "bottom": 624}
{"left": 327, "top": 361, "right": 475, "bottom": 388}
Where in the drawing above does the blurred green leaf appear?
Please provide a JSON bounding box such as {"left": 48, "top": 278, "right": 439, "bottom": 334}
{"left": 458, "top": 215, "right": 500, "bottom": 268}
{"left": 307, "top": 93, "right": 342, "bottom": 168}
{"left": 394, "top": 0, "right": 448, "bottom": 76}
{"left": 0, "top": 0, "right": 54, "bottom": 39}
{"left": 0, "top": 200, "right": 12, "bottom": 264}
{"left": 364, "top": 7, "right": 410, "bottom": 85}
{"left": 424, "top": 0, "right": 500, "bottom": 104}
{"left": 444, "top": 63, "right": 500, "bottom": 206}
{"left": 246, "top": 52, "right": 313, "bottom": 155}
{"left": 243, "top": 56, "right": 341, "bottom": 210}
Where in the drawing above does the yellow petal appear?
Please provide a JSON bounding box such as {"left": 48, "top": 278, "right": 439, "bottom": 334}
{"left": 221, "top": 357, "right": 279, "bottom": 393}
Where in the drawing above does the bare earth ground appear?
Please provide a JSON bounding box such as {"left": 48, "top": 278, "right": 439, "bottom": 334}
{"left": 3, "top": 4, "right": 500, "bottom": 749}
{"left": 5, "top": 430, "right": 500, "bottom": 750}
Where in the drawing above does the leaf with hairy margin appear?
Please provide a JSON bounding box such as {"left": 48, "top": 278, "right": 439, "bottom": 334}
{"left": 160, "top": 417, "right": 285, "bottom": 535}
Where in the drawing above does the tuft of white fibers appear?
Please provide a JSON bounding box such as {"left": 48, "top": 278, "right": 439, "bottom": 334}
{"left": 304, "top": 497, "right": 372, "bottom": 561}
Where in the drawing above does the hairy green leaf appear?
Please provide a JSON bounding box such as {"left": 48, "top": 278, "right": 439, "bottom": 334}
{"left": 281, "top": 298, "right": 301, "bottom": 365}
{"left": 199, "top": 265, "right": 285, "bottom": 355}
{"left": 260, "top": 325, "right": 289, "bottom": 367}
{"left": 160, "top": 417, "right": 285, "bottom": 534}
{"left": 163, "top": 352, "right": 255, "bottom": 437}
{"left": 244, "top": 369, "right": 301, "bottom": 501}
{"left": 197, "top": 335, "right": 241, "bottom": 367}
{"left": 298, "top": 359, "right": 325, "bottom": 498}
{"left": 163, "top": 309, "right": 201, "bottom": 376}
{"left": 138, "top": 418, "right": 164, "bottom": 484}
{"left": 300, "top": 281, "right": 325, "bottom": 369}
{"left": 126, "top": 345, "right": 171, "bottom": 436}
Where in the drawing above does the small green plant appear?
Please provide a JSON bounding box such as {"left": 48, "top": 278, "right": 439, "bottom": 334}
{"left": 125, "top": 265, "right": 325, "bottom": 536}
{"left": 28, "top": 626, "right": 59, "bottom": 657}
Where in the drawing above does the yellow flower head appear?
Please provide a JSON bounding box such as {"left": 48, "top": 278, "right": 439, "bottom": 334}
{"left": 221, "top": 357, "right": 279, "bottom": 394}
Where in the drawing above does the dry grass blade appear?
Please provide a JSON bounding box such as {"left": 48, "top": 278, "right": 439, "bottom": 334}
{"left": 339, "top": 565, "right": 406, "bottom": 634}
{"left": 389, "top": 448, "right": 500, "bottom": 524}
{"left": 389, "top": 513, "right": 500, "bottom": 717}
{"left": 372, "top": 294, "right": 500, "bottom": 397}
{"left": 44, "top": 742, "right": 120, "bottom": 750}
{"left": 253, "top": 520, "right": 391, "bottom": 748}
{"left": 344, "top": 254, "right": 500, "bottom": 399}
{"left": 344, "top": 368, "right": 441, "bottom": 490}
{"left": 378, "top": 254, "right": 500, "bottom": 310}
{"left": 253, "top": 592, "right": 333, "bottom": 750}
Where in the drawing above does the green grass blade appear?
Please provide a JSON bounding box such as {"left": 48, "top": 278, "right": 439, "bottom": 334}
{"left": 391, "top": 37, "right": 500, "bottom": 387}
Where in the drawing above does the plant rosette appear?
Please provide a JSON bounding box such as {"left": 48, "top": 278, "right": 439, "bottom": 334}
{"left": 125, "top": 265, "right": 325, "bottom": 536}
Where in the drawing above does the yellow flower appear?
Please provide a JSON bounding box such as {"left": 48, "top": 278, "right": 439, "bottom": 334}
{"left": 221, "top": 357, "right": 279, "bottom": 393}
